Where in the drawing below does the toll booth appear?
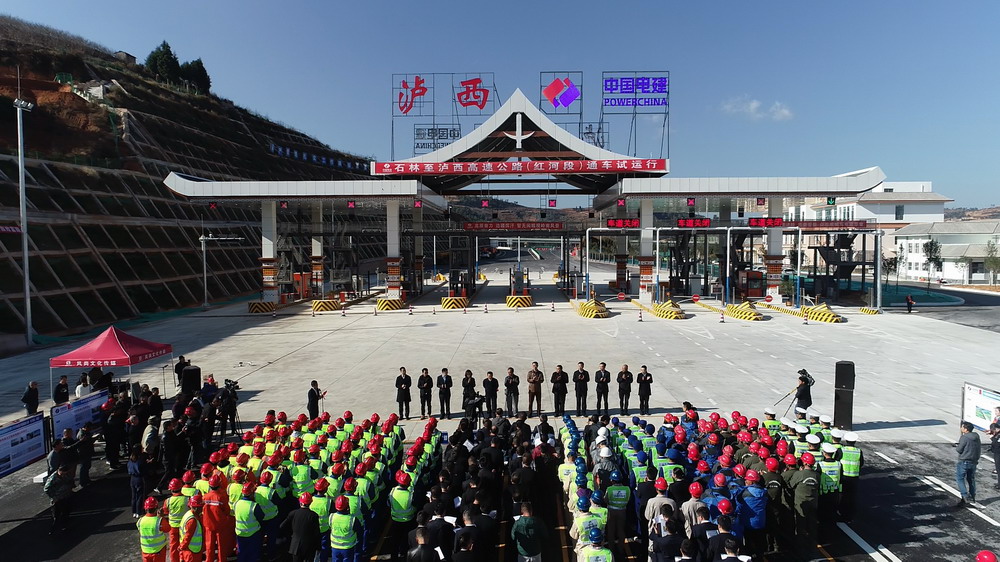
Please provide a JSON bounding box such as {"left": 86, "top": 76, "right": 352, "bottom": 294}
{"left": 736, "top": 270, "right": 764, "bottom": 299}
{"left": 447, "top": 236, "right": 476, "bottom": 297}
{"left": 510, "top": 268, "right": 530, "bottom": 296}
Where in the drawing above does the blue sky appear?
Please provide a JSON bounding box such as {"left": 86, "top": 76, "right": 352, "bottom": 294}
{"left": 4, "top": 1, "right": 999, "bottom": 207}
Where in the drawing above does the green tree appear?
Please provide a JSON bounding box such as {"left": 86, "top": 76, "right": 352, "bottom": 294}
{"left": 985, "top": 239, "right": 1000, "bottom": 285}
{"left": 144, "top": 41, "right": 181, "bottom": 83}
{"left": 180, "top": 58, "right": 211, "bottom": 93}
{"left": 923, "top": 239, "right": 943, "bottom": 287}
{"left": 881, "top": 255, "right": 899, "bottom": 287}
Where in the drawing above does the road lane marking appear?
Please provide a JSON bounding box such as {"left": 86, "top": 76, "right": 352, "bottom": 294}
{"left": 899, "top": 416, "right": 913, "bottom": 422}
{"left": 641, "top": 341, "right": 646, "bottom": 344}
{"left": 785, "top": 361, "right": 794, "bottom": 367}
{"left": 967, "top": 506, "right": 1000, "bottom": 527}
{"left": 820, "top": 379, "right": 832, "bottom": 385}
{"left": 738, "top": 369, "right": 748, "bottom": 375}
{"left": 870, "top": 402, "right": 881, "bottom": 408}
{"left": 924, "top": 475, "right": 960, "bottom": 497}
{"left": 919, "top": 477, "right": 944, "bottom": 491}
{"left": 655, "top": 353, "right": 661, "bottom": 357}
{"left": 648, "top": 346, "right": 654, "bottom": 351}
{"left": 770, "top": 388, "right": 782, "bottom": 394}
{"left": 874, "top": 452, "right": 898, "bottom": 465}
{"left": 725, "top": 361, "right": 734, "bottom": 366}
{"left": 877, "top": 544, "right": 903, "bottom": 562}
{"left": 921, "top": 391, "right": 936, "bottom": 397}
{"left": 836, "top": 523, "right": 889, "bottom": 562}
{"left": 672, "top": 367, "right": 679, "bottom": 372}
{"left": 695, "top": 386, "right": 704, "bottom": 394}
{"left": 708, "top": 398, "right": 717, "bottom": 405}
{"left": 682, "top": 376, "right": 691, "bottom": 382}
{"left": 713, "top": 354, "right": 722, "bottom": 359}
{"left": 663, "top": 359, "right": 670, "bottom": 364}
{"left": 935, "top": 433, "right": 954, "bottom": 443}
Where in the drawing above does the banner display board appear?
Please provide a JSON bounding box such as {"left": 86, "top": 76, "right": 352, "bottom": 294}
{"left": 962, "top": 382, "right": 1000, "bottom": 431}
{"left": 0, "top": 413, "right": 46, "bottom": 478}
{"left": 51, "top": 389, "right": 109, "bottom": 438}
{"left": 373, "top": 159, "right": 666, "bottom": 176}
{"left": 463, "top": 222, "right": 564, "bottom": 232}
{"left": 601, "top": 71, "right": 670, "bottom": 113}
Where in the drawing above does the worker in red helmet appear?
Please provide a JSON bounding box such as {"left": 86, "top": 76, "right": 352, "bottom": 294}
{"left": 161, "top": 479, "right": 188, "bottom": 562}
{"left": 761, "top": 456, "right": 789, "bottom": 554}
{"left": 137, "top": 496, "right": 171, "bottom": 561}
{"left": 195, "top": 464, "right": 216, "bottom": 497}
{"left": 330, "top": 494, "right": 362, "bottom": 561}
{"left": 306, "top": 444, "right": 325, "bottom": 473}
{"left": 181, "top": 470, "right": 199, "bottom": 498}
{"left": 233, "top": 482, "right": 265, "bottom": 562}
{"left": 179, "top": 494, "right": 205, "bottom": 562}
{"left": 309, "top": 478, "right": 334, "bottom": 561}
{"left": 254, "top": 471, "right": 280, "bottom": 559}
{"left": 202, "top": 472, "right": 235, "bottom": 562}
{"left": 281, "top": 493, "right": 321, "bottom": 562}
{"left": 389, "top": 470, "right": 416, "bottom": 560}
{"left": 227, "top": 469, "right": 248, "bottom": 511}
{"left": 782, "top": 449, "right": 819, "bottom": 555}
{"left": 681, "top": 481, "right": 707, "bottom": 538}
{"left": 290, "top": 448, "right": 319, "bottom": 499}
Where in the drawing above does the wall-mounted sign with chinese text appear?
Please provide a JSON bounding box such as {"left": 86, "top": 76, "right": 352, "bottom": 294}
{"left": 784, "top": 220, "right": 869, "bottom": 230}
{"left": 601, "top": 71, "right": 670, "bottom": 114}
{"left": 748, "top": 217, "right": 784, "bottom": 228}
{"left": 677, "top": 218, "right": 711, "bottom": 228}
{"left": 606, "top": 218, "right": 641, "bottom": 228}
{"left": 393, "top": 74, "right": 434, "bottom": 117}
{"left": 372, "top": 159, "right": 667, "bottom": 176}
{"left": 463, "top": 222, "right": 564, "bottom": 231}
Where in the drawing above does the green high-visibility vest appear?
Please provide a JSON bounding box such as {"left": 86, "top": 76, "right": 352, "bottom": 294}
{"left": 227, "top": 482, "right": 243, "bottom": 510}
{"left": 291, "top": 464, "right": 312, "bottom": 496}
{"left": 302, "top": 432, "right": 318, "bottom": 448}
{"left": 389, "top": 486, "right": 415, "bottom": 522}
{"left": 329, "top": 512, "right": 358, "bottom": 549}
{"left": 631, "top": 465, "right": 645, "bottom": 483}
{"left": 817, "top": 460, "right": 842, "bottom": 493}
{"left": 763, "top": 419, "right": 781, "bottom": 432}
{"left": 311, "top": 495, "right": 333, "bottom": 532}
{"left": 574, "top": 513, "right": 602, "bottom": 539}
{"left": 308, "top": 458, "right": 324, "bottom": 473}
{"left": 820, "top": 428, "right": 832, "bottom": 442}
{"left": 190, "top": 482, "right": 205, "bottom": 496}
{"left": 580, "top": 545, "right": 613, "bottom": 561}
{"left": 234, "top": 498, "right": 261, "bottom": 537}
{"left": 180, "top": 511, "right": 203, "bottom": 553}
{"left": 137, "top": 515, "right": 167, "bottom": 553}
{"left": 840, "top": 446, "right": 862, "bottom": 477}
{"left": 590, "top": 505, "right": 608, "bottom": 526}
{"left": 356, "top": 478, "right": 374, "bottom": 509}
{"left": 166, "top": 495, "right": 188, "bottom": 528}
{"left": 662, "top": 463, "right": 684, "bottom": 483}
{"left": 346, "top": 493, "right": 361, "bottom": 517}
{"left": 606, "top": 485, "right": 630, "bottom": 510}
{"left": 255, "top": 485, "right": 279, "bottom": 520}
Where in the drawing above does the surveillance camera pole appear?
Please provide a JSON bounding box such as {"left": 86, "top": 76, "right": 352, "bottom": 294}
{"left": 15, "top": 97, "right": 35, "bottom": 347}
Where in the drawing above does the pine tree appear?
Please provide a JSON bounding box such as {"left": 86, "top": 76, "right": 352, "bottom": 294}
{"left": 180, "top": 58, "right": 211, "bottom": 93}
{"left": 144, "top": 41, "right": 181, "bottom": 83}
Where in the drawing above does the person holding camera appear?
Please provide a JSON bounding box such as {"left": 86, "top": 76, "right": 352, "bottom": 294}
{"left": 795, "top": 369, "right": 814, "bottom": 412}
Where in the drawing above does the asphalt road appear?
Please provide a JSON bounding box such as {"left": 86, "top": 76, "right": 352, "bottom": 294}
{"left": 889, "top": 281, "right": 1000, "bottom": 333}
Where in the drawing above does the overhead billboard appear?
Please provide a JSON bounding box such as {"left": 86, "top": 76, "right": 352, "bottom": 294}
{"left": 51, "top": 389, "right": 109, "bottom": 438}
{"left": 0, "top": 413, "right": 46, "bottom": 478}
{"left": 962, "top": 382, "right": 1000, "bottom": 431}
{"left": 601, "top": 71, "right": 670, "bottom": 113}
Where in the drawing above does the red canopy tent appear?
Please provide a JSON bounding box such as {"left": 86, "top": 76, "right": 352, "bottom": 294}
{"left": 49, "top": 326, "right": 173, "bottom": 392}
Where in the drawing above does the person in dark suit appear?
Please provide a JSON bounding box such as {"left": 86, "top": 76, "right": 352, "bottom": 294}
{"left": 637, "top": 365, "right": 653, "bottom": 415}
{"left": 307, "top": 380, "right": 326, "bottom": 420}
{"left": 453, "top": 510, "right": 481, "bottom": 555}
{"left": 417, "top": 368, "right": 434, "bottom": 420}
{"left": 426, "top": 505, "right": 456, "bottom": 560}
{"left": 438, "top": 368, "right": 453, "bottom": 419}
{"left": 705, "top": 515, "right": 742, "bottom": 562}
{"left": 549, "top": 365, "right": 568, "bottom": 416}
{"left": 594, "top": 363, "right": 611, "bottom": 416}
{"left": 572, "top": 362, "right": 590, "bottom": 417}
{"left": 617, "top": 365, "right": 633, "bottom": 415}
{"left": 482, "top": 372, "right": 499, "bottom": 416}
{"left": 396, "top": 367, "right": 412, "bottom": 420}
{"left": 407, "top": 528, "right": 438, "bottom": 562}
{"left": 650, "top": 518, "right": 686, "bottom": 562}
{"left": 281, "top": 493, "right": 320, "bottom": 562}
{"left": 689, "top": 505, "right": 715, "bottom": 561}
{"left": 503, "top": 368, "right": 519, "bottom": 416}
{"left": 452, "top": 531, "right": 476, "bottom": 562}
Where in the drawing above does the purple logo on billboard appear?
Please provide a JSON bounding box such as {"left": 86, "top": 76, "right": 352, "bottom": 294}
{"left": 542, "top": 78, "right": 580, "bottom": 108}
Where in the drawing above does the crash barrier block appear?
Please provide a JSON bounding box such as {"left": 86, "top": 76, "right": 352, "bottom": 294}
{"left": 505, "top": 295, "right": 533, "bottom": 308}
{"left": 653, "top": 301, "right": 686, "bottom": 320}
{"left": 759, "top": 302, "right": 806, "bottom": 318}
{"left": 441, "top": 297, "right": 470, "bottom": 310}
{"left": 376, "top": 298, "right": 405, "bottom": 311}
{"left": 803, "top": 303, "right": 844, "bottom": 323}
{"left": 577, "top": 299, "right": 610, "bottom": 319}
{"left": 433, "top": 273, "right": 447, "bottom": 282}
{"left": 478, "top": 273, "right": 487, "bottom": 281}
{"left": 860, "top": 307, "right": 881, "bottom": 315}
{"left": 310, "top": 300, "right": 342, "bottom": 312}
{"left": 248, "top": 301, "right": 276, "bottom": 314}
{"left": 553, "top": 273, "right": 560, "bottom": 280}
{"left": 725, "top": 302, "right": 764, "bottom": 321}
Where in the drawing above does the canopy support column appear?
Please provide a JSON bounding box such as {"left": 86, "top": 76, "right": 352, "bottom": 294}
{"left": 385, "top": 200, "right": 402, "bottom": 300}
{"left": 311, "top": 202, "right": 324, "bottom": 299}
{"left": 261, "top": 201, "right": 278, "bottom": 303}
{"left": 765, "top": 198, "right": 784, "bottom": 298}
{"left": 639, "top": 199, "right": 655, "bottom": 304}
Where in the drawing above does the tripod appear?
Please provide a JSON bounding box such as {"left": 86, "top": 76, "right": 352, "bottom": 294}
{"left": 773, "top": 388, "right": 797, "bottom": 417}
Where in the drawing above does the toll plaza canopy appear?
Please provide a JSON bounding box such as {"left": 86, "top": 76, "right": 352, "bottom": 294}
{"left": 49, "top": 326, "right": 173, "bottom": 368}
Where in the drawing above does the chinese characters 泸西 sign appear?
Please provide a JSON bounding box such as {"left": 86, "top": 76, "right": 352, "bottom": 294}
{"left": 372, "top": 159, "right": 667, "bottom": 176}
{"left": 393, "top": 74, "right": 433, "bottom": 117}
{"left": 602, "top": 71, "right": 669, "bottom": 113}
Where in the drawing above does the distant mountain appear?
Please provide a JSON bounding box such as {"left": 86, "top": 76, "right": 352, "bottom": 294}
{"left": 945, "top": 207, "right": 1000, "bottom": 221}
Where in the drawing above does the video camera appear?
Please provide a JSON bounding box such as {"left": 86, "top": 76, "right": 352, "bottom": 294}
{"left": 224, "top": 379, "right": 240, "bottom": 391}
{"left": 797, "top": 369, "right": 815, "bottom": 387}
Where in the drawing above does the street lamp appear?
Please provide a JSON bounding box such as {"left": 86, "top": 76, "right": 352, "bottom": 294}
{"left": 15, "top": 97, "right": 34, "bottom": 347}
{"left": 199, "top": 233, "right": 244, "bottom": 307}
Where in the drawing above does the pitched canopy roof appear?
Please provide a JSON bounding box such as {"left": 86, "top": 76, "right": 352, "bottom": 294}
{"left": 49, "top": 326, "right": 173, "bottom": 368}
{"left": 389, "top": 89, "right": 668, "bottom": 195}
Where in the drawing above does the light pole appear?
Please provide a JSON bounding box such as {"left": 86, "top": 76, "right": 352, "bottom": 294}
{"left": 15, "top": 97, "right": 34, "bottom": 347}
{"left": 199, "top": 233, "right": 244, "bottom": 307}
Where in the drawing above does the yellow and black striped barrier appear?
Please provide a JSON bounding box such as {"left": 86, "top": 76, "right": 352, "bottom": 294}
{"left": 759, "top": 302, "right": 807, "bottom": 318}
{"left": 441, "top": 297, "right": 470, "bottom": 310}
{"left": 578, "top": 300, "right": 610, "bottom": 319}
{"left": 434, "top": 273, "right": 447, "bottom": 282}
{"left": 860, "top": 307, "right": 881, "bottom": 315}
{"left": 376, "top": 298, "right": 405, "bottom": 311}
{"left": 478, "top": 273, "right": 487, "bottom": 281}
{"left": 726, "top": 301, "right": 765, "bottom": 321}
{"left": 248, "top": 301, "right": 276, "bottom": 314}
{"left": 310, "top": 300, "right": 342, "bottom": 313}
{"left": 803, "top": 303, "right": 844, "bottom": 323}
{"left": 653, "top": 301, "right": 686, "bottom": 320}
{"left": 506, "top": 295, "right": 533, "bottom": 308}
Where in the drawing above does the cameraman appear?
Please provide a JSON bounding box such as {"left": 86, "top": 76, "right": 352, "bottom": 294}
{"left": 217, "top": 380, "right": 239, "bottom": 437}
{"left": 795, "top": 369, "right": 814, "bottom": 411}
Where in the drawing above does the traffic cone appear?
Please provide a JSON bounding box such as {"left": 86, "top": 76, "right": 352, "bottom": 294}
{"left": 803, "top": 313, "right": 809, "bottom": 325}
{"left": 463, "top": 307, "right": 467, "bottom": 314}
{"left": 311, "top": 307, "right": 315, "bottom": 318}
{"left": 719, "top": 311, "right": 725, "bottom": 323}
{"left": 484, "top": 304, "right": 488, "bottom": 314}
{"left": 271, "top": 308, "right": 276, "bottom": 318}
{"left": 432, "top": 307, "right": 436, "bottom": 315}
{"left": 408, "top": 305, "right": 413, "bottom": 315}
{"left": 341, "top": 307, "right": 346, "bottom": 317}
{"left": 638, "top": 309, "right": 643, "bottom": 322}
{"left": 550, "top": 302, "right": 555, "bottom": 312}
